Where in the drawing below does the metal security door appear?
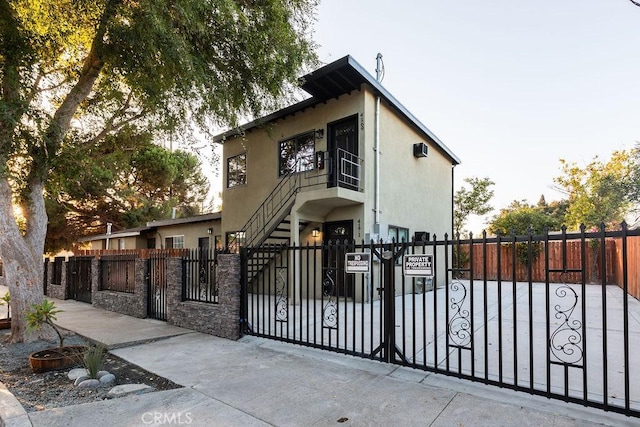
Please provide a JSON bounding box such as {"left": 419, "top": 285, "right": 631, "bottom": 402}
{"left": 68, "top": 256, "right": 93, "bottom": 303}
{"left": 327, "top": 115, "right": 359, "bottom": 190}
{"left": 147, "top": 252, "right": 167, "bottom": 321}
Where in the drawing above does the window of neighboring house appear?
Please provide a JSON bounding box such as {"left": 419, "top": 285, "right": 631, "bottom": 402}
{"left": 118, "top": 239, "right": 126, "bottom": 250}
{"left": 225, "top": 231, "right": 245, "bottom": 253}
{"left": 165, "top": 235, "right": 185, "bottom": 249}
{"left": 279, "top": 132, "right": 315, "bottom": 176}
{"left": 227, "top": 153, "right": 247, "bottom": 188}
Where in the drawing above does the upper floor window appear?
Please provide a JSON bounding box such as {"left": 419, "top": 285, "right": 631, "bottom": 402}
{"left": 279, "top": 132, "right": 315, "bottom": 176}
{"left": 227, "top": 153, "right": 247, "bottom": 188}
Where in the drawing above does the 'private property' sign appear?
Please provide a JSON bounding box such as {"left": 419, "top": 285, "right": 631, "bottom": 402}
{"left": 345, "top": 253, "right": 371, "bottom": 273}
{"left": 403, "top": 255, "right": 434, "bottom": 277}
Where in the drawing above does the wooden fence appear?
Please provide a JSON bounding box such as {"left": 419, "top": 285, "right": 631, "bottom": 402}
{"left": 461, "top": 236, "right": 640, "bottom": 300}
{"left": 612, "top": 235, "right": 640, "bottom": 299}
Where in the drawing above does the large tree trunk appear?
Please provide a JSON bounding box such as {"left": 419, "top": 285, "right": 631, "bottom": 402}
{"left": 0, "top": 178, "right": 48, "bottom": 343}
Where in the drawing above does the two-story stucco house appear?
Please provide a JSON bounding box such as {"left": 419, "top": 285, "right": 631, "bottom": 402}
{"left": 215, "top": 55, "right": 460, "bottom": 252}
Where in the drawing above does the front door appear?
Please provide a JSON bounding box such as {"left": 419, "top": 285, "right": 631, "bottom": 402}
{"left": 328, "top": 115, "right": 359, "bottom": 190}
{"left": 323, "top": 220, "right": 354, "bottom": 298}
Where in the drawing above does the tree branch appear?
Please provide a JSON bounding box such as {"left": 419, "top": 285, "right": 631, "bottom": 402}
{"left": 630, "top": 0, "right": 640, "bottom": 6}
{"left": 35, "top": 0, "right": 123, "bottom": 177}
{"left": 87, "top": 92, "right": 147, "bottom": 145}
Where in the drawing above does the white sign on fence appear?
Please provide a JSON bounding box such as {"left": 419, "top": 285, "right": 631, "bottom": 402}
{"left": 403, "top": 254, "right": 434, "bottom": 277}
{"left": 345, "top": 252, "right": 371, "bottom": 273}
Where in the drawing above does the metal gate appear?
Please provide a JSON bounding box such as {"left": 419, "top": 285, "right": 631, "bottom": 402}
{"left": 67, "top": 256, "right": 93, "bottom": 303}
{"left": 147, "top": 251, "right": 168, "bottom": 321}
{"left": 241, "top": 225, "right": 640, "bottom": 417}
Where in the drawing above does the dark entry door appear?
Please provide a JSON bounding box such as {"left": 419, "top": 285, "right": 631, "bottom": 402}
{"left": 322, "top": 220, "right": 354, "bottom": 298}
{"left": 68, "top": 256, "right": 93, "bottom": 303}
{"left": 328, "top": 115, "right": 359, "bottom": 190}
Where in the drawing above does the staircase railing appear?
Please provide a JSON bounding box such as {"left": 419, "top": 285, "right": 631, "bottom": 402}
{"left": 228, "top": 165, "right": 303, "bottom": 253}
{"left": 228, "top": 150, "right": 364, "bottom": 252}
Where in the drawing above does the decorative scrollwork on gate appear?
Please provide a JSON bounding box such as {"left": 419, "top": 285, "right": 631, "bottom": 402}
{"left": 322, "top": 268, "right": 338, "bottom": 329}
{"left": 275, "top": 267, "right": 288, "bottom": 323}
{"left": 549, "top": 284, "right": 583, "bottom": 365}
{"left": 448, "top": 279, "right": 471, "bottom": 347}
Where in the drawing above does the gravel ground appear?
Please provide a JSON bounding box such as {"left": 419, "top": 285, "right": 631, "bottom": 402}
{"left": 0, "top": 328, "right": 181, "bottom": 412}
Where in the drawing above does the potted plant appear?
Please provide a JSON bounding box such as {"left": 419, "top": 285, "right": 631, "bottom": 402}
{"left": 0, "top": 291, "right": 10, "bottom": 329}
{"left": 26, "top": 298, "right": 86, "bottom": 372}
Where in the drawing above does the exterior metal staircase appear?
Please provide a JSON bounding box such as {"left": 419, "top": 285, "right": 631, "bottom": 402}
{"left": 231, "top": 168, "right": 310, "bottom": 284}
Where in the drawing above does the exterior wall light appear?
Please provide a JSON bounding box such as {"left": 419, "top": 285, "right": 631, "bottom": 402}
{"left": 312, "top": 228, "right": 320, "bottom": 238}
{"left": 315, "top": 129, "right": 324, "bottom": 139}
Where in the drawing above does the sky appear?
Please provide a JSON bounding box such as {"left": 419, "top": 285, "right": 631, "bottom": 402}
{"left": 309, "top": 0, "right": 640, "bottom": 232}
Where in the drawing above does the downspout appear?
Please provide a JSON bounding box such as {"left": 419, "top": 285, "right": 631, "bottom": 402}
{"left": 451, "top": 165, "right": 455, "bottom": 237}
{"left": 374, "top": 53, "right": 383, "bottom": 232}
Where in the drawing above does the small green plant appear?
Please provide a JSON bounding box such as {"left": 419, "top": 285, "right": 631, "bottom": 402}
{"left": 0, "top": 292, "right": 9, "bottom": 319}
{"left": 83, "top": 344, "right": 107, "bottom": 379}
{"left": 26, "top": 299, "right": 66, "bottom": 347}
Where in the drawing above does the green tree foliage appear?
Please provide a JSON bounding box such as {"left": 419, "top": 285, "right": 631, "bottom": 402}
{"left": 488, "top": 198, "right": 565, "bottom": 236}
{"left": 453, "top": 177, "right": 495, "bottom": 236}
{"left": 628, "top": 143, "right": 640, "bottom": 215}
{"left": 0, "top": 0, "right": 318, "bottom": 343}
{"left": 45, "top": 129, "right": 209, "bottom": 253}
{"left": 553, "top": 150, "right": 634, "bottom": 230}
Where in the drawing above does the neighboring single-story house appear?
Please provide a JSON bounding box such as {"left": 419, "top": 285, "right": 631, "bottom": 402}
{"left": 79, "top": 212, "right": 222, "bottom": 250}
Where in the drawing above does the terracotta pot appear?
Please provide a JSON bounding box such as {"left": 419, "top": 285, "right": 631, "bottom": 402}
{"left": 29, "top": 345, "right": 88, "bottom": 373}
{"left": 0, "top": 318, "right": 10, "bottom": 330}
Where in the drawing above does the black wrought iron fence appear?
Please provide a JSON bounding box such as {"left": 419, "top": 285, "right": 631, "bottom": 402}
{"left": 242, "top": 224, "right": 640, "bottom": 417}
{"left": 182, "top": 248, "right": 218, "bottom": 303}
{"left": 99, "top": 253, "right": 136, "bottom": 293}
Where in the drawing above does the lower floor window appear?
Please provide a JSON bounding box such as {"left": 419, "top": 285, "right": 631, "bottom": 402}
{"left": 388, "top": 225, "right": 409, "bottom": 243}
{"left": 165, "top": 235, "right": 184, "bottom": 249}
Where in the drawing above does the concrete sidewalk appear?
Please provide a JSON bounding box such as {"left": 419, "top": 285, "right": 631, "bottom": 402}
{"left": 1, "top": 294, "right": 638, "bottom": 426}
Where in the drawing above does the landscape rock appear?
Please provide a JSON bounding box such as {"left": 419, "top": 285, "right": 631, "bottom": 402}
{"left": 77, "top": 379, "right": 101, "bottom": 389}
{"left": 96, "top": 370, "right": 111, "bottom": 379}
{"left": 99, "top": 373, "right": 116, "bottom": 386}
{"left": 68, "top": 368, "right": 89, "bottom": 381}
{"left": 74, "top": 375, "right": 90, "bottom": 386}
{"left": 108, "top": 384, "right": 153, "bottom": 396}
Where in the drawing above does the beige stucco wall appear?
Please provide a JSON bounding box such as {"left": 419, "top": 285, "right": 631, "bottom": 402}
{"left": 221, "top": 92, "right": 365, "bottom": 238}
{"left": 147, "top": 221, "right": 222, "bottom": 249}
{"left": 85, "top": 219, "right": 222, "bottom": 250}
{"left": 363, "top": 88, "right": 454, "bottom": 242}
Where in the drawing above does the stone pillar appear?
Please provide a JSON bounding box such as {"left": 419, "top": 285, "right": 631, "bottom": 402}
{"left": 165, "top": 257, "right": 182, "bottom": 322}
{"left": 91, "top": 258, "right": 100, "bottom": 296}
{"left": 217, "top": 254, "right": 241, "bottom": 339}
